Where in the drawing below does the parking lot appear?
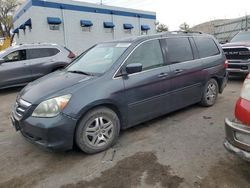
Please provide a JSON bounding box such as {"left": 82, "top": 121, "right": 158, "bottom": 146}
{"left": 0, "top": 78, "right": 250, "bottom": 188}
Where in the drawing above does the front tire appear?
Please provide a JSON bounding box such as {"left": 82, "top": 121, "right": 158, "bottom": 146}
{"left": 200, "top": 78, "right": 219, "bottom": 107}
{"left": 75, "top": 107, "right": 120, "bottom": 154}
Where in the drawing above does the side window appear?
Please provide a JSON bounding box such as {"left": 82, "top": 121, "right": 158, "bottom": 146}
{"left": 194, "top": 37, "right": 220, "bottom": 58}
{"left": 27, "top": 48, "right": 60, "bottom": 60}
{"left": 126, "top": 40, "right": 164, "bottom": 71}
{"left": 3, "top": 50, "right": 26, "bottom": 62}
{"left": 166, "top": 38, "right": 194, "bottom": 64}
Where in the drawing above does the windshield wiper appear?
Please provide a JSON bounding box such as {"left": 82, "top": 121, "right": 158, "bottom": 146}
{"left": 68, "top": 70, "right": 92, "bottom": 76}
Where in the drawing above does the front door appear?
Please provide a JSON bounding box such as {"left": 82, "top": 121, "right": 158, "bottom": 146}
{"left": 122, "top": 39, "right": 171, "bottom": 126}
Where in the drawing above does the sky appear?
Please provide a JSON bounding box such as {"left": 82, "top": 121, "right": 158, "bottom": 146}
{"left": 77, "top": 0, "right": 250, "bottom": 30}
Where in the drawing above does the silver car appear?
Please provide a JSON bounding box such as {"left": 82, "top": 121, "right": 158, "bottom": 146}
{"left": 0, "top": 43, "right": 75, "bottom": 89}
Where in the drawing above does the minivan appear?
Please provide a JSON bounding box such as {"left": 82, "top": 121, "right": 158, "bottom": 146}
{"left": 11, "top": 32, "right": 228, "bottom": 153}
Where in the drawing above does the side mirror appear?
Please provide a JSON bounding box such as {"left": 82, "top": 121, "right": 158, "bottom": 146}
{"left": 126, "top": 63, "right": 143, "bottom": 74}
{"left": 0, "top": 59, "right": 5, "bottom": 65}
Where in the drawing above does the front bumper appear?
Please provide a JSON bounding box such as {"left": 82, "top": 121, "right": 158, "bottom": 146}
{"left": 224, "top": 118, "right": 250, "bottom": 162}
{"left": 11, "top": 112, "right": 77, "bottom": 151}
{"left": 227, "top": 60, "right": 250, "bottom": 74}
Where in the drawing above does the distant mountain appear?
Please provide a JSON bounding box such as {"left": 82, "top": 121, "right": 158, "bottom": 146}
{"left": 191, "top": 19, "right": 228, "bottom": 34}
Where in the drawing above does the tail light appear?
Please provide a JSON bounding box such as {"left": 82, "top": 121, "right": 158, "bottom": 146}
{"left": 224, "top": 60, "right": 228, "bottom": 68}
{"left": 68, "top": 51, "right": 76, "bottom": 59}
{"left": 240, "top": 74, "right": 250, "bottom": 101}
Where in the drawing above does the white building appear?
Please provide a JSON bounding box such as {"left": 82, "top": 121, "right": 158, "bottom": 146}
{"left": 13, "top": 0, "right": 157, "bottom": 54}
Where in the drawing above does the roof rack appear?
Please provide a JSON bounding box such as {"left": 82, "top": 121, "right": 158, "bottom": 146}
{"left": 19, "top": 43, "right": 58, "bottom": 46}
{"left": 170, "top": 30, "right": 203, "bottom": 34}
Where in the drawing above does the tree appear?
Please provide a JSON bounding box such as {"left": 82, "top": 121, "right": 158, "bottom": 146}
{"left": 179, "top": 22, "right": 190, "bottom": 32}
{"left": 156, "top": 24, "right": 169, "bottom": 33}
{"left": 0, "top": 0, "right": 20, "bottom": 37}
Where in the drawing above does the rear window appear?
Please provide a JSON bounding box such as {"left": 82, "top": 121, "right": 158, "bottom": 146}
{"left": 27, "top": 48, "right": 60, "bottom": 59}
{"left": 194, "top": 37, "right": 220, "bottom": 58}
{"left": 166, "top": 38, "right": 194, "bottom": 64}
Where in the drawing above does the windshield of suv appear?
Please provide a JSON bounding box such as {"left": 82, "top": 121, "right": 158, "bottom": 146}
{"left": 231, "top": 32, "right": 250, "bottom": 42}
{"left": 67, "top": 43, "right": 130, "bottom": 75}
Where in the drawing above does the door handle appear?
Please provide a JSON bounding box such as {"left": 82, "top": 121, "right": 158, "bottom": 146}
{"left": 158, "top": 72, "right": 169, "bottom": 78}
{"left": 174, "top": 69, "right": 184, "bottom": 74}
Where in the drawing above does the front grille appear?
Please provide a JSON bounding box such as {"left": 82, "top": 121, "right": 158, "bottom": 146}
{"left": 14, "top": 99, "right": 32, "bottom": 120}
{"left": 228, "top": 64, "right": 249, "bottom": 70}
{"left": 223, "top": 48, "right": 250, "bottom": 60}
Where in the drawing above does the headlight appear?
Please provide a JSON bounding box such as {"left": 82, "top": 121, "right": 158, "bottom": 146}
{"left": 32, "top": 94, "right": 71, "bottom": 118}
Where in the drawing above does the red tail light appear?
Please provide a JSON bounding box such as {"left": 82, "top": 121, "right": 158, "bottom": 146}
{"left": 235, "top": 74, "right": 250, "bottom": 126}
{"left": 224, "top": 60, "right": 228, "bottom": 68}
{"left": 68, "top": 52, "right": 76, "bottom": 59}
{"left": 235, "top": 97, "right": 250, "bottom": 126}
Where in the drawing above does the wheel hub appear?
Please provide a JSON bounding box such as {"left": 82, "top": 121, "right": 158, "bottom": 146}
{"left": 85, "top": 116, "right": 114, "bottom": 147}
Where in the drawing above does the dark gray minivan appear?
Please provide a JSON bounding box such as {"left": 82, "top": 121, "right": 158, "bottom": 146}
{"left": 11, "top": 32, "right": 228, "bottom": 153}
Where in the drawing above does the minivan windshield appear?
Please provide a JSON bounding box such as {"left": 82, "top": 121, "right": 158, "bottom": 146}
{"left": 67, "top": 43, "right": 130, "bottom": 75}
{"left": 231, "top": 32, "right": 250, "bottom": 42}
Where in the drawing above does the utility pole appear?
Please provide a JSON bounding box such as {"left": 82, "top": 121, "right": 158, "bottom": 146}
{"left": 100, "top": 0, "right": 103, "bottom": 5}
{"left": 246, "top": 14, "right": 248, "bottom": 31}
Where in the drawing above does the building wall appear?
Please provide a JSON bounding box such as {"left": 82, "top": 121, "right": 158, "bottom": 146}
{"left": 13, "top": 0, "right": 156, "bottom": 54}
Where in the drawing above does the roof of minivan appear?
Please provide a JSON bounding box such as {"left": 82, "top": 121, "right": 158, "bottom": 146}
{"left": 111, "top": 31, "right": 212, "bottom": 44}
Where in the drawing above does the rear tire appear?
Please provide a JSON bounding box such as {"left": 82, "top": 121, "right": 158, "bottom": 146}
{"left": 200, "top": 78, "right": 219, "bottom": 107}
{"left": 75, "top": 107, "right": 120, "bottom": 154}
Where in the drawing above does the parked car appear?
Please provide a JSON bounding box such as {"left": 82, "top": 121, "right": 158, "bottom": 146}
{"left": 11, "top": 32, "right": 228, "bottom": 153}
{"left": 222, "top": 30, "right": 250, "bottom": 75}
{"left": 0, "top": 43, "right": 75, "bottom": 89}
{"left": 224, "top": 74, "right": 250, "bottom": 161}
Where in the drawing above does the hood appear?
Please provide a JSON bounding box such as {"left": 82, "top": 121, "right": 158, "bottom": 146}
{"left": 222, "top": 41, "right": 250, "bottom": 48}
{"left": 19, "top": 70, "right": 93, "bottom": 104}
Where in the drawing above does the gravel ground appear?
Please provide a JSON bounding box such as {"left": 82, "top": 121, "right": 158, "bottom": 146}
{"left": 0, "top": 78, "right": 250, "bottom": 188}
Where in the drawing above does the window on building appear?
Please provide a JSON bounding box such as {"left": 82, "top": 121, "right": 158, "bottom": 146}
{"left": 123, "top": 24, "right": 133, "bottom": 34}
{"left": 82, "top": 27, "right": 91, "bottom": 32}
{"left": 166, "top": 38, "right": 194, "bottom": 64}
{"left": 124, "top": 29, "right": 132, "bottom": 34}
{"left": 80, "top": 20, "right": 93, "bottom": 32}
{"left": 49, "top": 25, "right": 60, "bottom": 30}
{"left": 27, "top": 48, "right": 60, "bottom": 59}
{"left": 47, "top": 17, "right": 61, "bottom": 30}
{"left": 103, "top": 22, "right": 115, "bottom": 33}
{"left": 3, "top": 50, "right": 26, "bottom": 62}
{"left": 126, "top": 39, "right": 164, "bottom": 71}
{"left": 194, "top": 37, "right": 220, "bottom": 58}
{"left": 141, "top": 25, "right": 150, "bottom": 35}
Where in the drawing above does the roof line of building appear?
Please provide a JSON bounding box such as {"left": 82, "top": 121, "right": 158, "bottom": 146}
{"left": 14, "top": 0, "right": 156, "bottom": 23}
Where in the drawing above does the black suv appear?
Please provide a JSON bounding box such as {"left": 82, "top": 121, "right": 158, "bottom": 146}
{"left": 11, "top": 32, "right": 228, "bottom": 153}
{"left": 222, "top": 31, "right": 250, "bottom": 75}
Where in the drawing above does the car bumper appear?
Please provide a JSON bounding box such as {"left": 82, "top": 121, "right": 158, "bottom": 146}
{"left": 11, "top": 113, "right": 77, "bottom": 151}
{"left": 227, "top": 60, "right": 250, "bottom": 74}
{"left": 224, "top": 118, "right": 250, "bottom": 162}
